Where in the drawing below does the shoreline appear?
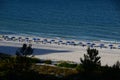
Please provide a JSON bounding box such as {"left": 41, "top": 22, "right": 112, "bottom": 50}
{"left": 0, "top": 35, "right": 120, "bottom": 66}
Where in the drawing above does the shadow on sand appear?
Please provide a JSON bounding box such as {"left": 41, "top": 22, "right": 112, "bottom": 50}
{"left": 0, "top": 46, "right": 71, "bottom": 55}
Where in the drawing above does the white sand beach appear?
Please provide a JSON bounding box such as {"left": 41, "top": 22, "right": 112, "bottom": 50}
{"left": 0, "top": 35, "right": 120, "bottom": 66}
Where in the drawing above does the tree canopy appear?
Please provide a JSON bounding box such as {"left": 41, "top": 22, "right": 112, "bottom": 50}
{"left": 80, "top": 48, "right": 101, "bottom": 71}
{"left": 16, "top": 44, "right": 33, "bottom": 57}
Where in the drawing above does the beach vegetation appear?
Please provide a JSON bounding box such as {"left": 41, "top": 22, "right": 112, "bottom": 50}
{"left": 57, "top": 61, "right": 77, "bottom": 68}
{"left": 44, "top": 60, "right": 52, "bottom": 64}
{"left": 0, "top": 55, "right": 39, "bottom": 80}
{"left": 0, "top": 47, "right": 120, "bottom": 80}
{"left": 76, "top": 48, "right": 120, "bottom": 80}
{"left": 80, "top": 48, "right": 101, "bottom": 71}
{"left": 112, "top": 61, "right": 120, "bottom": 69}
{"left": 0, "top": 53, "right": 11, "bottom": 60}
{"left": 16, "top": 44, "right": 33, "bottom": 57}
{"left": 32, "top": 64, "right": 78, "bottom": 77}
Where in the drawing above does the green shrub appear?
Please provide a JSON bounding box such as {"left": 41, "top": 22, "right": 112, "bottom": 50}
{"left": 57, "top": 62, "right": 77, "bottom": 68}
{"left": 44, "top": 60, "right": 52, "bottom": 64}
{"left": 0, "top": 53, "right": 11, "bottom": 60}
{"left": 76, "top": 64, "right": 84, "bottom": 72}
{"left": 29, "top": 58, "right": 41, "bottom": 63}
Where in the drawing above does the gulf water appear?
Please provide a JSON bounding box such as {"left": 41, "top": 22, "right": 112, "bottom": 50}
{"left": 0, "top": 0, "right": 120, "bottom": 42}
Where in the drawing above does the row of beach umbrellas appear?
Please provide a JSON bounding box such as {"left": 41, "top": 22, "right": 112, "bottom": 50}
{"left": 1, "top": 35, "right": 120, "bottom": 49}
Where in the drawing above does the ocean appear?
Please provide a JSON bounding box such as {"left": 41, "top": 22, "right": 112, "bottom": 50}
{"left": 0, "top": 0, "right": 120, "bottom": 42}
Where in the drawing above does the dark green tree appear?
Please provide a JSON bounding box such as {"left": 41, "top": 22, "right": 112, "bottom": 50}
{"left": 14, "top": 44, "right": 34, "bottom": 72}
{"left": 24, "top": 44, "right": 33, "bottom": 56}
{"left": 20, "top": 44, "right": 27, "bottom": 56}
{"left": 80, "top": 48, "right": 101, "bottom": 71}
{"left": 16, "top": 44, "right": 33, "bottom": 57}
{"left": 113, "top": 61, "right": 120, "bottom": 69}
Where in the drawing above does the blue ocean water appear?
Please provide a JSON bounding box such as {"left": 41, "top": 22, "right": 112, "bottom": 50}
{"left": 0, "top": 0, "right": 120, "bottom": 41}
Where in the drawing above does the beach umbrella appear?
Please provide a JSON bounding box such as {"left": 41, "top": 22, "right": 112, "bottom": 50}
{"left": 11, "top": 36, "right": 16, "bottom": 40}
{"left": 59, "top": 40, "right": 63, "bottom": 43}
{"left": 86, "top": 42, "right": 91, "bottom": 47}
{"left": 78, "top": 42, "right": 83, "bottom": 46}
{"left": 100, "top": 44, "right": 104, "bottom": 48}
{"left": 25, "top": 37, "right": 29, "bottom": 40}
{"left": 109, "top": 44, "right": 113, "bottom": 49}
{"left": 5, "top": 36, "right": 9, "bottom": 39}
{"left": 33, "top": 38, "right": 40, "bottom": 42}
{"left": 109, "top": 44, "right": 113, "bottom": 46}
{"left": 82, "top": 44, "right": 86, "bottom": 47}
{"left": 18, "top": 37, "right": 22, "bottom": 39}
{"left": 78, "top": 42, "right": 82, "bottom": 44}
{"left": 87, "top": 42, "right": 91, "bottom": 45}
{"left": 51, "top": 39, "right": 55, "bottom": 42}
{"left": 71, "top": 41, "right": 75, "bottom": 45}
{"left": 33, "top": 38, "right": 37, "bottom": 41}
{"left": 92, "top": 43, "right": 96, "bottom": 46}
{"left": 118, "top": 45, "right": 120, "bottom": 49}
{"left": 3, "top": 36, "right": 9, "bottom": 40}
{"left": 68, "top": 41, "right": 71, "bottom": 43}
{"left": 25, "top": 38, "right": 29, "bottom": 42}
{"left": 33, "top": 38, "right": 36, "bottom": 40}
{"left": 71, "top": 41, "right": 75, "bottom": 43}
{"left": 90, "top": 43, "right": 95, "bottom": 48}
{"left": 66, "top": 41, "right": 71, "bottom": 45}
{"left": 37, "top": 38, "right": 40, "bottom": 41}
{"left": 100, "top": 44, "right": 104, "bottom": 46}
{"left": 11, "top": 36, "right": 15, "bottom": 39}
{"left": 58, "top": 40, "right": 63, "bottom": 45}
{"left": 50, "top": 39, "right": 55, "bottom": 44}
{"left": 11, "top": 36, "right": 15, "bottom": 38}
{"left": 92, "top": 43, "right": 95, "bottom": 45}
{"left": 44, "top": 39, "right": 47, "bottom": 41}
{"left": 35, "top": 38, "right": 40, "bottom": 42}
{"left": 18, "top": 37, "right": 22, "bottom": 42}
{"left": 42, "top": 39, "right": 48, "bottom": 43}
